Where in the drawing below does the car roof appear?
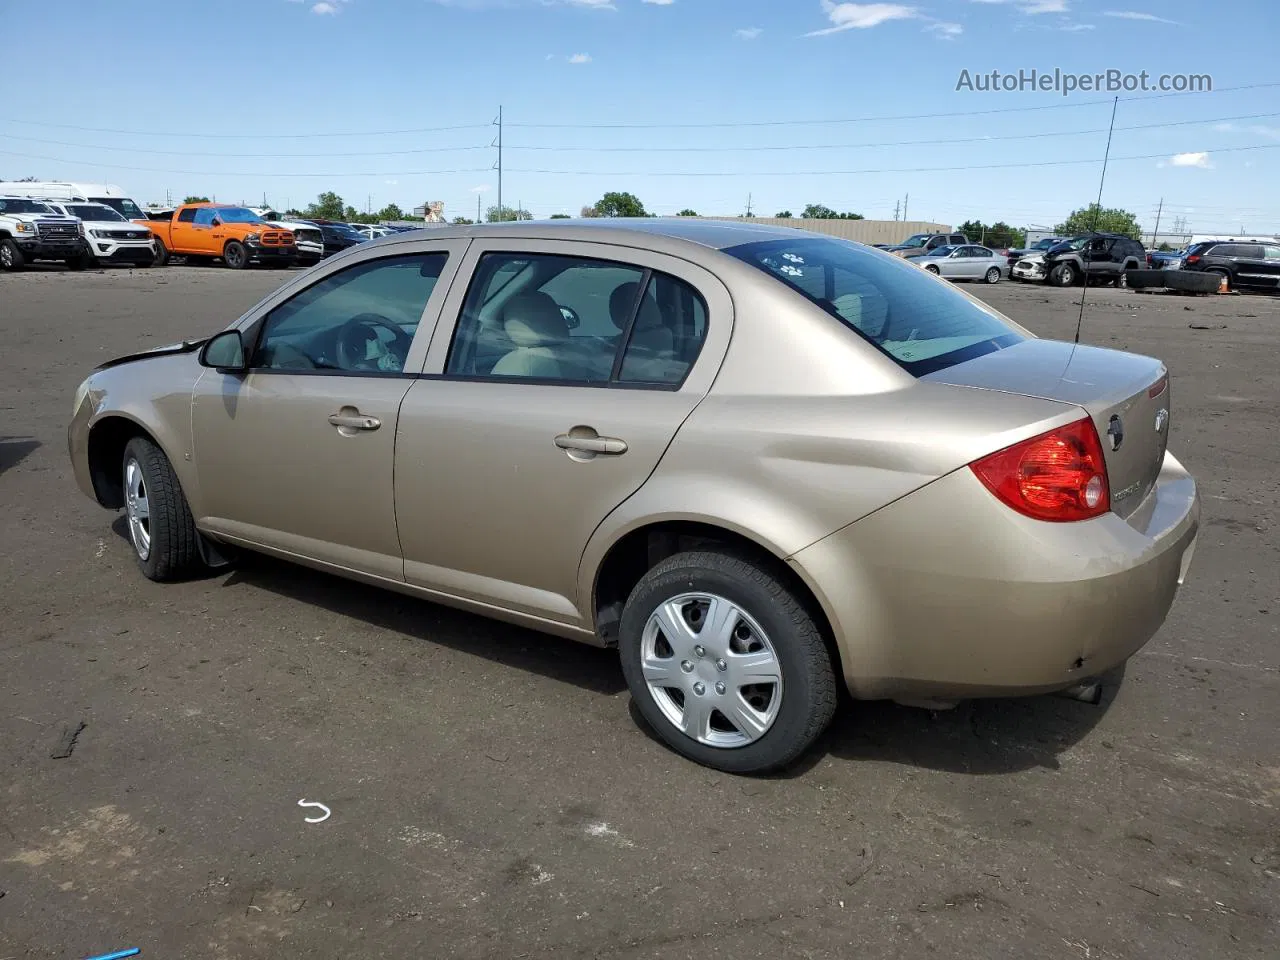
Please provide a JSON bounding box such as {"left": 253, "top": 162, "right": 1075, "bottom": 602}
{"left": 356, "top": 216, "right": 836, "bottom": 253}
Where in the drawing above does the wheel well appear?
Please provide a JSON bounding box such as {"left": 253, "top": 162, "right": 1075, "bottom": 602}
{"left": 86, "top": 416, "right": 153, "bottom": 508}
{"left": 592, "top": 521, "right": 844, "bottom": 675}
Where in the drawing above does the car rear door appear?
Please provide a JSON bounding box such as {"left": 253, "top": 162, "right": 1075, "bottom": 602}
{"left": 189, "top": 240, "right": 469, "bottom": 578}
{"left": 1262, "top": 245, "right": 1280, "bottom": 289}
{"left": 394, "top": 238, "right": 732, "bottom": 628}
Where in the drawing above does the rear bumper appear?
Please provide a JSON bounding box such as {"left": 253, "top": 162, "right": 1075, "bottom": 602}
{"left": 789, "top": 450, "right": 1200, "bottom": 701}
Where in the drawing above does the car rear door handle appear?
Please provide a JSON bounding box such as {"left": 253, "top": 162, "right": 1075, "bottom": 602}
{"left": 555, "top": 433, "right": 627, "bottom": 455}
{"left": 328, "top": 412, "right": 381, "bottom": 431}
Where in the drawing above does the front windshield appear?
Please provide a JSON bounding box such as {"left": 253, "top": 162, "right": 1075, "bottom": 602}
{"left": 1054, "top": 236, "right": 1090, "bottom": 252}
{"left": 69, "top": 204, "right": 126, "bottom": 222}
{"left": 213, "top": 207, "right": 266, "bottom": 224}
{"left": 0, "top": 198, "right": 53, "bottom": 214}
{"left": 95, "top": 197, "right": 145, "bottom": 219}
{"left": 1034, "top": 238, "right": 1057, "bottom": 249}
{"left": 725, "top": 236, "right": 1025, "bottom": 376}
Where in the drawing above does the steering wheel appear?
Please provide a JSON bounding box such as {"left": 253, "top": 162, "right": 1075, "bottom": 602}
{"left": 334, "top": 313, "right": 413, "bottom": 371}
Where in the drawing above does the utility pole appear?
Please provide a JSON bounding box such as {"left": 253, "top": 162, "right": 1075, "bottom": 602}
{"left": 893, "top": 199, "right": 900, "bottom": 221}
{"left": 1151, "top": 197, "right": 1163, "bottom": 250}
{"left": 492, "top": 105, "right": 504, "bottom": 221}
{"left": 477, "top": 194, "right": 481, "bottom": 224}
{"left": 745, "top": 192, "right": 752, "bottom": 217}
{"left": 903, "top": 193, "right": 909, "bottom": 222}
{"left": 367, "top": 194, "right": 372, "bottom": 215}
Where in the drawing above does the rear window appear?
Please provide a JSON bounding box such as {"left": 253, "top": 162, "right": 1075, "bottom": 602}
{"left": 725, "top": 236, "right": 1025, "bottom": 376}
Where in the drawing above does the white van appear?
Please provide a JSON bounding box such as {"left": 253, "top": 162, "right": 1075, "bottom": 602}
{"left": 0, "top": 181, "right": 148, "bottom": 223}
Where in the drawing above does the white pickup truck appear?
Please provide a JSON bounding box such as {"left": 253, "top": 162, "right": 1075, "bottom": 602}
{"left": 250, "top": 208, "right": 324, "bottom": 266}
{"left": 0, "top": 196, "right": 85, "bottom": 270}
{"left": 41, "top": 200, "right": 156, "bottom": 267}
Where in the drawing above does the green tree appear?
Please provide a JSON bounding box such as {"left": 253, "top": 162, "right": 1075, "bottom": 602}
{"left": 594, "top": 191, "right": 647, "bottom": 218}
{"left": 579, "top": 205, "right": 600, "bottom": 218}
{"left": 376, "top": 203, "right": 405, "bottom": 222}
{"left": 486, "top": 204, "right": 532, "bottom": 222}
{"left": 775, "top": 210, "right": 793, "bottom": 218}
{"left": 1055, "top": 203, "right": 1142, "bottom": 240}
{"left": 452, "top": 216, "right": 475, "bottom": 224}
{"left": 304, "top": 192, "right": 346, "bottom": 220}
{"left": 801, "top": 203, "right": 863, "bottom": 220}
{"left": 1157, "top": 241, "right": 1174, "bottom": 252}
{"left": 549, "top": 213, "right": 572, "bottom": 219}
{"left": 184, "top": 195, "right": 210, "bottom": 204}
{"left": 677, "top": 209, "right": 698, "bottom": 217}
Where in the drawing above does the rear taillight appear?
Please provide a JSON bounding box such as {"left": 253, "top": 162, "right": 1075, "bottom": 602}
{"left": 1148, "top": 374, "right": 1168, "bottom": 399}
{"left": 970, "top": 416, "right": 1110, "bottom": 522}
{"left": 1185, "top": 254, "right": 1200, "bottom": 265}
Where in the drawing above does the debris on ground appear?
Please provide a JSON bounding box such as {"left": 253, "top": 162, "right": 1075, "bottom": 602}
{"left": 50, "top": 721, "right": 86, "bottom": 759}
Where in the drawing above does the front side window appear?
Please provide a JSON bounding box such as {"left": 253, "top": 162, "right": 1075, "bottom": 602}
{"left": 214, "top": 207, "right": 266, "bottom": 225}
{"left": 445, "top": 251, "right": 708, "bottom": 386}
{"left": 725, "top": 236, "right": 1024, "bottom": 376}
{"left": 253, "top": 253, "right": 448, "bottom": 373}
{"left": 193, "top": 208, "right": 217, "bottom": 226}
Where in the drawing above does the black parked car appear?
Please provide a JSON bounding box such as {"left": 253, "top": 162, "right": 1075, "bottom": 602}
{"left": 1041, "top": 233, "right": 1146, "bottom": 288}
{"left": 1179, "top": 240, "right": 1280, "bottom": 291}
{"left": 310, "top": 220, "right": 369, "bottom": 258}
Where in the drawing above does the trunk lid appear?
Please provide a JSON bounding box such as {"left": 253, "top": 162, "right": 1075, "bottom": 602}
{"left": 924, "top": 339, "right": 1170, "bottom": 519}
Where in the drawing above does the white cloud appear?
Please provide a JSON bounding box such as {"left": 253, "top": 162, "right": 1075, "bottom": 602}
{"left": 311, "top": 1, "right": 338, "bottom": 12}
{"left": 568, "top": 52, "right": 592, "bottom": 63}
{"left": 735, "top": 26, "right": 763, "bottom": 39}
{"left": 641, "top": 0, "right": 674, "bottom": 4}
{"left": 968, "top": 0, "right": 1068, "bottom": 12}
{"left": 1060, "top": 22, "right": 1095, "bottom": 30}
{"left": 1170, "top": 152, "right": 1212, "bottom": 168}
{"left": 561, "top": 0, "right": 615, "bottom": 8}
{"left": 808, "top": 2, "right": 919, "bottom": 36}
{"left": 1104, "top": 10, "right": 1179, "bottom": 23}
{"left": 384, "top": 179, "right": 398, "bottom": 185}
{"left": 470, "top": 185, "right": 491, "bottom": 193}
{"left": 926, "top": 20, "right": 963, "bottom": 37}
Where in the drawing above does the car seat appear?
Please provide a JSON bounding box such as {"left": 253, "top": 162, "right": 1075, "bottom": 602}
{"left": 491, "top": 292, "right": 571, "bottom": 378}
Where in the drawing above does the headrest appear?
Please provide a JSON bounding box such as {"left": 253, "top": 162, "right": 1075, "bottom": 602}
{"left": 609, "top": 281, "right": 665, "bottom": 331}
{"left": 503, "top": 292, "right": 569, "bottom": 347}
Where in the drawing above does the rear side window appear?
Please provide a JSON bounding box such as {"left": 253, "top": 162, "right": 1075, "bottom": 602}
{"left": 726, "top": 236, "right": 1024, "bottom": 376}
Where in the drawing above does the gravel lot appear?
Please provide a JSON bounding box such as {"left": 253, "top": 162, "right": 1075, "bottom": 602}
{"left": 2, "top": 264, "right": 1277, "bottom": 959}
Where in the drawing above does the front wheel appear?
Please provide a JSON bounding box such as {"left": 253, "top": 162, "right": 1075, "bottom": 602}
{"left": 618, "top": 550, "right": 838, "bottom": 775}
{"left": 1049, "top": 262, "right": 1076, "bottom": 286}
{"left": 984, "top": 267, "right": 1001, "bottom": 284}
{"left": 223, "top": 241, "right": 249, "bottom": 269}
{"left": 0, "top": 239, "right": 26, "bottom": 271}
{"left": 925, "top": 264, "right": 940, "bottom": 275}
{"left": 1114, "top": 271, "right": 1129, "bottom": 289}
{"left": 121, "top": 436, "right": 206, "bottom": 582}
{"left": 153, "top": 239, "right": 169, "bottom": 266}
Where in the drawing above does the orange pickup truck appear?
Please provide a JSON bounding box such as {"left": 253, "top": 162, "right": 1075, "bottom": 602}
{"left": 148, "top": 202, "right": 297, "bottom": 269}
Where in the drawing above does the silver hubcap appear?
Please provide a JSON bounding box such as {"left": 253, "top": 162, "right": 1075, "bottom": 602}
{"left": 640, "top": 592, "right": 783, "bottom": 748}
{"left": 1, "top": 246, "right": 12, "bottom": 266}
{"left": 124, "top": 458, "right": 151, "bottom": 560}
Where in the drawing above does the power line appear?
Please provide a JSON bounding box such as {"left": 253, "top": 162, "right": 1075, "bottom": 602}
{"left": 0, "top": 118, "right": 491, "bottom": 139}
{"left": 504, "top": 141, "right": 1280, "bottom": 178}
{"left": 0, "top": 134, "right": 493, "bottom": 158}
{"left": 0, "top": 150, "right": 493, "bottom": 178}
{"left": 503, "top": 81, "right": 1280, "bottom": 130}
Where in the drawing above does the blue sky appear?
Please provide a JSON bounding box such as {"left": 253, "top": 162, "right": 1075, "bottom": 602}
{"left": 3, "top": 0, "right": 1278, "bottom": 235}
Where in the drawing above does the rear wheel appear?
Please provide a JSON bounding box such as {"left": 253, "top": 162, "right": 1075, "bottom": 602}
{"left": 1049, "top": 262, "right": 1076, "bottom": 286}
{"left": 618, "top": 550, "right": 837, "bottom": 774}
{"left": 984, "top": 267, "right": 1001, "bottom": 284}
{"left": 0, "top": 239, "right": 26, "bottom": 271}
{"left": 121, "top": 436, "right": 206, "bottom": 582}
{"left": 223, "top": 241, "right": 249, "bottom": 269}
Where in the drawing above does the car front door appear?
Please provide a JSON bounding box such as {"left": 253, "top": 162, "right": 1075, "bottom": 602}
{"left": 394, "top": 240, "right": 731, "bottom": 628}
{"left": 1083, "top": 237, "right": 1111, "bottom": 277}
{"left": 952, "top": 246, "right": 982, "bottom": 278}
{"left": 189, "top": 242, "right": 468, "bottom": 578}
{"left": 191, "top": 207, "right": 221, "bottom": 256}
{"left": 1261, "top": 245, "right": 1280, "bottom": 289}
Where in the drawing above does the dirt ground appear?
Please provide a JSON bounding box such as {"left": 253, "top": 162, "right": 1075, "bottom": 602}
{"left": 1, "top": 263, "right": 1277, "bottom": 959}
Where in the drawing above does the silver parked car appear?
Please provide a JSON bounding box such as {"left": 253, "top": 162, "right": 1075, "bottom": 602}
{"left": 914, "top": 244, "right": 1009, "bottom": 283}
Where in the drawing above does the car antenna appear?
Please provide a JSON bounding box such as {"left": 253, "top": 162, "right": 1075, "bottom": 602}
{"left": 1074, "top": 96, "right": 1120, "bottom": 345}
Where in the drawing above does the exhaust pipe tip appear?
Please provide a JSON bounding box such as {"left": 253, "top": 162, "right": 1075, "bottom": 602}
{"left": 1055, "top": 679, "right": 1103, "bottom": 705}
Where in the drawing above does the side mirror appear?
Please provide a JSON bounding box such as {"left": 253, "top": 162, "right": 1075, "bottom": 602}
{"left": 200, "top": 329, "right": 248, "bottom": 372}
{"left": 559, "top": 305, "right": 581, "bottom": 330}
{"left": 212, "top": 216, "right": 223, "bottom": 226}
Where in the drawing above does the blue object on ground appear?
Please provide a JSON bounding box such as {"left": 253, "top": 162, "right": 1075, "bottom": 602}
{"left": 83, "top": 949, "right": 140, "bottom": 960}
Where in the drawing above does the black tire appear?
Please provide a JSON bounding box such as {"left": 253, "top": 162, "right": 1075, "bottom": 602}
{"left": 153, "top": 239, "right": 169, "bottom": 267}
{"left": 1049, "top": 262, "right": 1076, "bottom": 286}
{"left": 925, "top": 264, "right": 940, "bottom": 274}
{"left": 223, "top": 241, "right": 249, "bottom": 269}
{"left": 120, "top": 436, "right": 206, "bottom": 582}
{"left": 1113, "top": 271, "right": 1128, "bottom": 289}
{"left": 0, "top": 238, "right": 26, "bottom": 271}
{"left": 984, "top": 267, "right": 1001, "bottom": 284}
{"left": 618, "top": 549, "right": 838, "bottom": 775}
{"left": 1126, "top": 269, "right": 1165, "bottom": 290}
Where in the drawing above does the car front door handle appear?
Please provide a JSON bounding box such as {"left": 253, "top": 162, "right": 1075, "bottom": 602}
{"left": 555, "top": 433, "right": 628, "bottom": 456}
{"left": 328, "top": 412, "right": 381, "bottom": 431}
